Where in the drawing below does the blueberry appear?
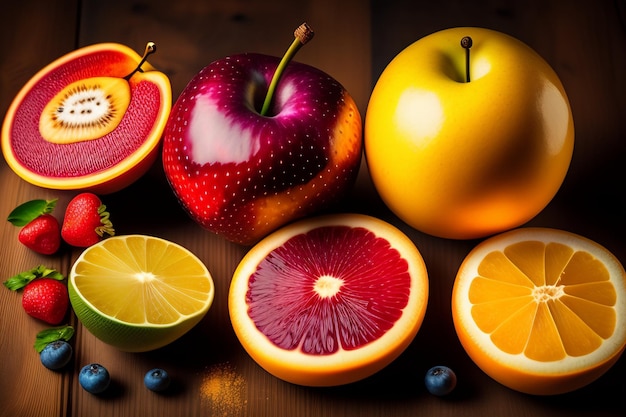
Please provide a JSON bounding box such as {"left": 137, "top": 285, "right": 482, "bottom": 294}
{"left": 40, "top": 340, "right": 73, "bottom": 370}
{"left": 144, "top": 368, "right": 171, "bottom": 392}
{"left": 425, "top": 365, "right": 457, "bottom": 396}
{"left": 79, "top": 363, "right": 111, "bottom": 394}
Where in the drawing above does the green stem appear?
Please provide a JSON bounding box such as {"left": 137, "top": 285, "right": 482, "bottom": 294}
{"left": 260, "top": 23, "right": 314, "bottom": 116}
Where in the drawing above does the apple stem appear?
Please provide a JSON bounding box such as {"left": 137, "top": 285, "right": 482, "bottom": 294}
{"left": 260, "top": 23, "right": 315, "bottom": 116}
{"left": 461, "top": 36, "right": 473, "bottom": 82}
{"left": 124, "top": 42, "right": 157, "bottom": 80}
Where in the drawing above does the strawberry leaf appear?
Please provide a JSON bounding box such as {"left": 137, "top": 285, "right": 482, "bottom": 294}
{"left": 34, "top": 325, "right": 74, "bottom": 353}
{"left": 3, "top": 265, "right": 64, "bottom": 291}
{"left": 7, "top": 199, "right": 58, "bottom": 226}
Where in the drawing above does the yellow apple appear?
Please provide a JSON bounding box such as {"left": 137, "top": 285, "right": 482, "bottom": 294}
{"left": 364, "top": 27, "right": 574, "bottom": 239}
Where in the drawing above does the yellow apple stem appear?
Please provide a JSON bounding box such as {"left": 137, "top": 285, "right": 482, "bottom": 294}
{"left": 260, "top": 23, "right": 315, "bottom": 116}
{"left": 461, "top": 36, "right": 473, "bottom": 82}
{"left": 124, "top": 42, "right": 157, "bottom": 81}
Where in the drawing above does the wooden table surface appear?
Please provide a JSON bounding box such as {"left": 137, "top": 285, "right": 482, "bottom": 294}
{"left": 1, "top": 1, "right": 625, "bottom": 416}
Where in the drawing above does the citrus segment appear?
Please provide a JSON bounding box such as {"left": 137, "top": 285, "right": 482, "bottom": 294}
{"left": 452, "top": 227, "right": 626, "bottom": 395}
{"left": 69, "top": 235, "right": 214, "bottom": 352}
{"left": 229, "top": 214, "right": 428, "bottom": 386}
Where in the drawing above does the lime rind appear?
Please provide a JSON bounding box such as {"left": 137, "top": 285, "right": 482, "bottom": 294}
{"left": 69, "top": 234, "right": 214, "bottom": 352}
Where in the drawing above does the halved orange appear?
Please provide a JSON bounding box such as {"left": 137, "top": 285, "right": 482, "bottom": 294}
{"left": 228, "top": 213, "right": 429, "bottom": 386}
{"left": 452, "top": 227, "right": 626, "bottom": 395}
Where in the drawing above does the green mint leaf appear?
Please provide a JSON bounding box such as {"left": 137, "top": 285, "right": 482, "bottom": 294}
{"left": 7, "top": 199, "right": 58, "bottom": 226}
{"left": 3, "top": 265, "right": 64, "bottom": 291}
{"left": 34, "top": 265, "right": 64, "bottom": 280}
{"left": 34, "top": 325, "right": 74, "bottom": 353}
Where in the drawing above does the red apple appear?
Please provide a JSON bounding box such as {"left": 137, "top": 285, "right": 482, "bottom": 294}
{"left": 162, "top": 25, "right": 362, "bottom": 245}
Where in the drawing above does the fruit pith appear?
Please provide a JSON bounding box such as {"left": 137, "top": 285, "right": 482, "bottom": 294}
{"left": 1, "top": 43, "right": 171, "bottom": 193}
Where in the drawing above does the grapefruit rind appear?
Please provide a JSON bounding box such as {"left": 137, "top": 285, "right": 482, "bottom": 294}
{"left": 228, "top": 213, "right": 429, "bottom": 386}
{"left": 68, "top": 235, "right": 214, "bottom": 352}
{"left": 452, "top": 227, "right": 626, "bottom": 395}
{"left": 1, "top": 43, "right": 171, "bottom": 194}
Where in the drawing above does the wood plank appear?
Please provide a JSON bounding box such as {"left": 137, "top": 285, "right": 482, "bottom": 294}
{"left": 369, "top": 3, "right": 626, "bottom": 417}
{"left": 0, "top": 2, "right": 79, "bottom": 416}
{"left": 0, "top": 0, "right": 624, "bottom": 416}
{"left": 67, "top": 1, "right": 374, "bottom": 416}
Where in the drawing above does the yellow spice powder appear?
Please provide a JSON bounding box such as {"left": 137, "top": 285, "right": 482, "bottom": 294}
{"left": 200, "top": 362, "right": 247, "bottom": 416}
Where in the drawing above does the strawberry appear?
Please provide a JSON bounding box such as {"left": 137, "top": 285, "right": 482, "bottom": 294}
{"left": 3, "top": 265, "right": 68, "bottom": 325}
{"left": 61, "top": 193, "right": 115, "bottom": 247}
{"left": 8, "top": 199, "right": 61, "bottom": 255}
{"left": 18, "top": 214, "right": 61, "bottom": 255}
{"left": 22, "top": 279, "right": 69, "bottom": 325}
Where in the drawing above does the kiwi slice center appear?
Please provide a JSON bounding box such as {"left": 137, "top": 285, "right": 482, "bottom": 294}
{"left": 39, "top": 77, "right": 131, "bottom": 144}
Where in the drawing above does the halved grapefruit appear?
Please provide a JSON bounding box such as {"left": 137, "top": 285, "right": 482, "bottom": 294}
{"left": 1, "top": 42, "right": 171, "bottom": 194}
{"left": 452, "top": 227, "right": 626, "bottom": 395}
{"left": 228, "top": 213, "right": 429, "bottom": 386}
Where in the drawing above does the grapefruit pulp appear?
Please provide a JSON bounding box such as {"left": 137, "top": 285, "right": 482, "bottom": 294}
{"left": 1, "top": 42, "right": 171, "bottom": 194}
{"left": 228, "top": 213, "right": 429, "bottom": 386}
{"left": 452, "top": 227, "right": 626, "bottom": 395}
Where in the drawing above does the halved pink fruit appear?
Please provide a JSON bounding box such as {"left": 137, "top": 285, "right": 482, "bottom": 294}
{"left": 1, "top": 43, "right": 171, "bottom": 194}
{"left": 229, "top": 213, "right": 429, "bottom": 386}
